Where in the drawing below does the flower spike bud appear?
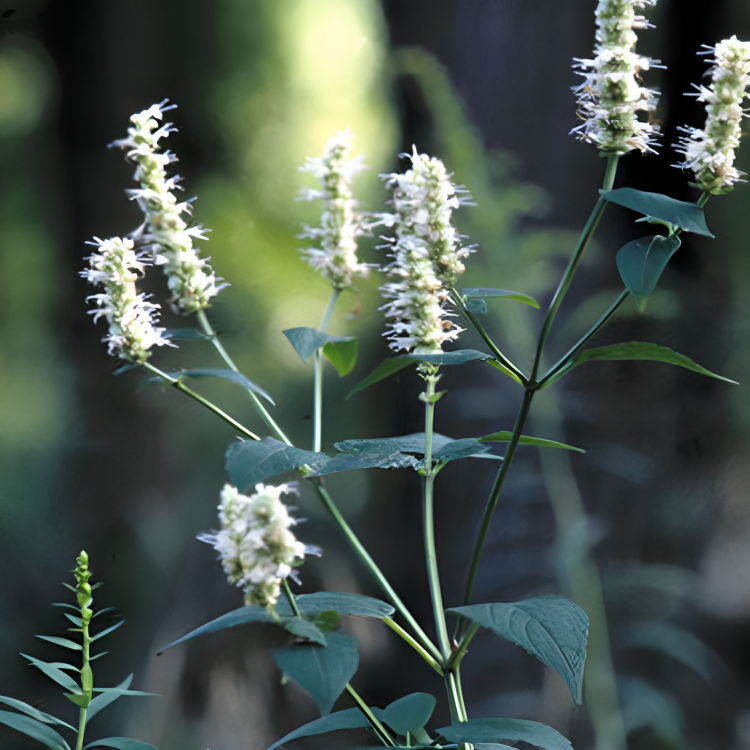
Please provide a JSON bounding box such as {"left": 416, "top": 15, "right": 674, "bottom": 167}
{"left": 74, "top": 551, "right": 92, "bottom": 610}
{"left": 675, "top": 36, "right": 750, "bottom": 194}
{"left": 198, "top": 484, "right": 320, "bottom": 610}
{"left": 112, "top": 101, "right": 225, "bottom": 314}
{"left": 82, "top": 236, "right": 172, "bottom": 363}
{"left": 379, "top": 148, "right": 472, "bottom": 354}
{"left": 572, "top": 0, "right": 661, "bottom": 154}
{"left": 298, "top": 130, "right": 369, "bottom": 290}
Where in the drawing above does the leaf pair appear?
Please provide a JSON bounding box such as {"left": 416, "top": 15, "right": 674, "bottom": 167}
{"left": 283, "top": 327, "right": 358, "bottom": 377}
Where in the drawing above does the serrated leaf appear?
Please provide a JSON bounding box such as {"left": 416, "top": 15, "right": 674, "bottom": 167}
{"left": 308, "top": 433, "right": 491, "bottom": 477}
{"left": 36, "top": 636, "right": 82, "bottom": 650}
{"left": 558, "top": 342, "right": 737, "bottom": 386}
{"left": 281, "top": 617, "right": 327, "bottom": 645}
{"left": 21, "top": 654, "right": 82, "bottom": 693}
{"left": 83, "top": 739, "right": 159, "bottom": 750}
{"left": 466, "top": 299, "right": 487, "bottom": 314}
{"left": 480, "top": 432, "right": 585, "bottom": 453}
{"left": 91, "top": 620, "right": 125, "bottom": 641}
{"left": 447, "top": 596, "right": 589, "bottom": 703}
{"left": 438, "top": 719, "right": 572, "bottom": 750}
{"left": 87, "top": 674, "right": 132, "bottom": 723}
{"left": 275, "top": 592, "right": 395, "bottom": 620}
{"left": 618, "top": 676, "right": 685, "bottom": 744}
{"left": 225, "top": 437, "right": 324, "bottom": 491}
{"left": 270, "top": 632, "right": 359, "bottom": 715}
{"left": 347, "top": 350, "right": 494, "bottom": 398}
{"left": 283, "top": 327, "right": 355, "bottom": 364}
{"left": 602, "top": 188, "right": 714, "bottom": 237}
{"left": 381, "top": 693, "right": 436, "bottom": 735}
{"left": 156, "top": 605, "right": 277, "bottom": 654}
{"left": 161, "top": 328, "right": 208, "bottom": 340}
{"left": 163, "top": 369, "right": 274, "bottom": 404}
{"left": 0, "top": 696, "right": 76, "bottom": 732}
{"left": 322, "top": 338, "right": 358, "bottom": 377}
{"left": 463, "top": 288, "right": 540, "bottom": 308}
{"left": 616, "top": 234, "right": 682, "bottom": 311}
{"left": 265, "top": 707, "right": 374, "bottom": 750}
{"left": 0, "top": 711, "right": 71, "bottom": 750}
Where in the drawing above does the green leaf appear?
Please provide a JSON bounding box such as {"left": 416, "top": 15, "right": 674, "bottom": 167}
{"left": 270, "top": 632, "right": 359, "bottom": 715}
{"left": 64, "top": 693, "right": 91, "bottom": 709}
{"left": 446, "top": 596, "right": 589, "bottom": 704}
{"left": 0, "top": 696, "right": 75, "bottom": 732}
{"left": 90, "top": 620, "right": 125, "bottom": 641}
{"left": 92, "top": 608, "right": 118, "bottom": 620}
{"left": 616, "top": 235, "right": 682, "bottom": 311}
{"left": 466, "top": 299, "right": 487, "bottom": 314}
{"left": 283, "top": 327, "right": 354, "bottom": 364}
{"left": 51, "top": 603, "right": 80, "bottom": 612}
{"left": 265, "top": 707, "right": 373, "bottom": 750}
{"left": 64, "top": 614, "right": 83, "bottom": 627}
{"left": 91, "top": 689, "right": 159, "bottom": 697}
{"left": 226, "top": 438, "right": 324, "bottom": 490}
{"left": 322, "top": 338, "right": 358, "bottom": 377}
{"left": 0, "top": 711, "right": 71, "bottom": 750}
{"left": 86, "top": 674, "right": 132, "bottom": 723}
{"left": 308, "top": 433, "right": 491, "bottom": 476}
{"left": 36, "top": 636, "right": 82, "bottom": 650}
{"left": 20, "top": 654, "right": 82, "bottom": 693}
{"left": 437, "top": 719, "right": 572, "bottom": 750}
{"left": 275, "top": 592, "right": 395, "bottom": 620}
{"left": 89, "top": 652, "right": 109, "bottom": 661}
{"left": 83, "top": 739, "right": 159, "bottom": 750}
{"left": 602, "top": 188, "right": 714, "bottom": 237}
{"left": 463, "top": 288, "right": 541, "bottom": 308}
{"left": 281, "top": 617, "right": 327, "bottom": 646}
{"left": 381, "top": 693, "right": 436, "bottom": 735}
{"left": 156, "top": 605, "right": 277, "bottom": 654}
{"left": 167, "top": 368, "right": 274, "bottom": 404}
{"left": 347, "top": 350, "right": 493, "bottom": 398}
{"left": 557, "top": 342, "right": 738, "bottom": 386}
{"left": 161, "top": 328, "right": 208, "bottom": 340}
{"left": 618, "top": 676, "right": 685, "bottom": 744}
{"left": 480, "top": 432, "right": 585, "bottom": 453}
{"left": 312, "top": 610, "right": 342, "bottom": 632}
{"left": 485, "top": 359, "right": 524, "bottom": 386}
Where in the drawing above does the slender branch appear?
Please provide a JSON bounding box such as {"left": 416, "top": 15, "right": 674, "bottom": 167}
{"left": 382, "top": 618, "right": 444, "bottom": 675}
{"left": 448, "top": 622, "right": 480, "bottom": 671}
{"left": 141, "top": 362, "right": 260, "bottom": 440}
{"left": 313, "top": 289, "right": 341, "bottom": 452}
{"left": 345, "top": 684, "right": 396, "bottom": 746}
{"left": 282, "top": 578, "right": 302, "bottom": 617}
{"left": 196, "top": 309, "right": 292, "bottom": 444}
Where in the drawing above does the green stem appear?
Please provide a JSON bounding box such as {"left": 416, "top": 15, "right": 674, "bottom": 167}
{"left": 448, "top": 622, "right": 480, "bottom": 671}
{"left": 537, "top": 289, "right": 629, "bottom": 389}
{"left": 74, "top": 708, "right": 87, "bottom": 750}
{"left": 196, "top": 309, "right": 292, "bottom": 444}
{"left": 282, "top": 578, "right": 302, "bottom": 617}
{"left": 383, "top": 617, "right": 444, "bottom": 675}
{"left": 313, "top": 481, "right": 442, "bottom": 663}
{"left": 75, "top": 608, "right": 92, "bottom": 750}
{"left": 313, "top": 289, "right": 341, "bottom": 452}
{"left": 141, "top": 362, "right": 260, "bottom": 441}
{"left": 345, "top": 684, "right": 396, "bottom": 746}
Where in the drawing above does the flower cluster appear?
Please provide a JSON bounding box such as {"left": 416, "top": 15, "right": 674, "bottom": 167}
{"left": 81, "top": 236, "right": 170, "bottom": 363}
{"left": 572, "top": 0, "right": 659, "bottom": 154}
{"left": 298, "top": 130, "right": 369, "bottom": 290}
{"left": 112, "top": 101, "right": 224, "bottom": 314}
{"left": 199, "top": 483, "right": 318, "bottom": 610}
{"left": 379, "top": 149, "right": 470, "bottom": 354}
{"left": 675, "top": 36, "right": 750, "bottom": 194}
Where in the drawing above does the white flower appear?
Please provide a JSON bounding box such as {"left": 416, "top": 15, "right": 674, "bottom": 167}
{"left": 199, "top": 483, "right": 319, "bottom": 610}
{"left": 379, "top": 149, "right": 471, "bottom": 354}
{"left": 675, "top": 36, "right": 750, "bottom": 194}
{"left": 112, "top": 101, "right": 224, "bottom": 314}
{"left": 81, "top": 236, "right": 171, "bottom": 363}
{"left": 572, "top": 0, "right": 660, "bottom": 154}
{"left": 298, "top": 130, "right": 369, "bottom": 290}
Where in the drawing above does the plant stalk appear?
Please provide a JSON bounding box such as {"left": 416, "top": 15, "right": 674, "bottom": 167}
{"left": 345, "top": 684, "right": 396, "bottom": 746}
{"left": 313, "top": 289, "right": 341, "bottom": 452}
{"left": 383, "top": 617, "right": 444, "bottom": 675}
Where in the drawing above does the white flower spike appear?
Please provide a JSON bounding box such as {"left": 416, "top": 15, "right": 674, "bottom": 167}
{"left": 298, "top": 130, "right": 369, "bottom": 290}
{"left": 379, "top": 149, "right": 472, "bottom": 354}
{"left": 675, "top": 36, "right": 750, "bottom": 194}
{"left": 82, "top": 236, "right": 171, "bottom": 363}
{"left": 112, "top": 101, "right": 225, "bottom": 314}
{"left": 198, "top": 483, "right": 319, "bottom": 610}
{"left": 572, "top": 0, "right": 660, "bottom": 154}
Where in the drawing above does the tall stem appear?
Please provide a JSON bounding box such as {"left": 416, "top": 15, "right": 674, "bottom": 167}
{"left": 75, "top": 607, "right": 92, "bottom": 750}
{"left": 196, "top": 309, "right": 292, "bottom": 444}
{"left": 313, "top": 289, "right": 340, "bottom": 452}
{"left": 345, "top": 684, "right": 396, "bottom": 747}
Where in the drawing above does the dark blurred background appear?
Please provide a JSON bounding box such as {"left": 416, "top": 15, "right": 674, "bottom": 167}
{"left": 2, "top": 1, "right": 750, "bottom": 749}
